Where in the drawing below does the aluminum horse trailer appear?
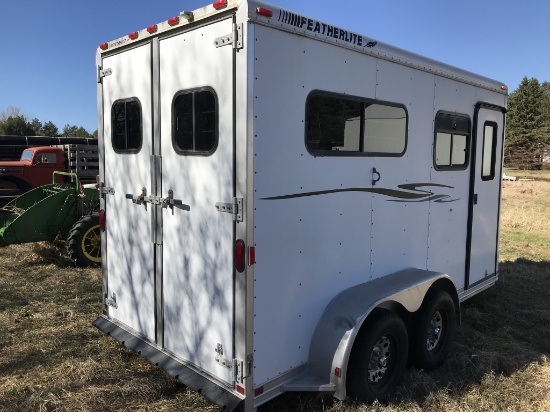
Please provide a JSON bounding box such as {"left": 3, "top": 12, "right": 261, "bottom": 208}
{"left": 93, "top": 1, "right": 507, "bottom": 410}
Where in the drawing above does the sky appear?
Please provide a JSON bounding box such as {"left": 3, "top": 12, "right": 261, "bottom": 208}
{"left": 0, "top": 0, "right": 548, "bottom": 134}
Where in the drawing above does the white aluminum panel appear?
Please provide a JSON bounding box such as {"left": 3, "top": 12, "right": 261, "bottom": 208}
{"left": 102, "top": 45, "right": 156, "bottom": 340}
{"left": 469, "top": 107, "right": 504, "bottom": 285}
{"left": 426, "top": 78, "right": 477, "bottom": 288}
{"left": 159, "top": 18, "right": 234, "bottom": 384}
{"left": 369, "top": 60, "right": 432, "bottom": 280}
{"left": 252, "top": 26, "right": 378, "bottom": 386}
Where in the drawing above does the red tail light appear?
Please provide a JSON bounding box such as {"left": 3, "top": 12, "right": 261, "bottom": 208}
{"left": 99, "top": 210, "right": 106, "bottom": 232}
{"left": 235, "top": 240, "right": 245, "bottom": 272}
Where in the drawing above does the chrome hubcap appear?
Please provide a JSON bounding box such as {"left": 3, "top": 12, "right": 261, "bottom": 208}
{"left": 368, "top": 335, "right": 391, "bottom": 383}
{"left": 427, "top": 310, "right": 443, "bottom": 351}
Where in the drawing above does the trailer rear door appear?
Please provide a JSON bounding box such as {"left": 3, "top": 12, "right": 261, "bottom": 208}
{"left": 159, "top": 18, "right": 235, "bottom": 384}
{"left": 101, "top": 17, "right": 236, "bottom": 385}
{"left": 102, "top": 43, "right": 156, "bottom": 341}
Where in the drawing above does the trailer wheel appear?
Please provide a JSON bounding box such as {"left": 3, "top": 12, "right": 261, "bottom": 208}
{"left": 411, "top": 290, "right": 456, "bottom": 371}
{"left": 67, "top": 214, "right": 101, "bottom": 267}
{"left": 347, "top": 310, "right": 408, "bottom": 402}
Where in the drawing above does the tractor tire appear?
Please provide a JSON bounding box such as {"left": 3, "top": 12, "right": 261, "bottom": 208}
{"left": 67, "top": 213, "right": 101, "bottom": 267}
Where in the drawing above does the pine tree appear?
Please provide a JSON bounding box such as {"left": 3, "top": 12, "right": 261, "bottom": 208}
{"left": 505, "top": 77, "right": 548, "bottom": 169}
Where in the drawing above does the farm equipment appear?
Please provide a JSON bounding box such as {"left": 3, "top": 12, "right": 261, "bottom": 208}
{"left": 0, "top": 171, "right": 100, "bottom": 266}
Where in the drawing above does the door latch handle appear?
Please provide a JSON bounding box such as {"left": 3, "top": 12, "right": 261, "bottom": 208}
{"left": 162, "top": 189, "right": 187, "bottom": 214}
{"left": 125, "top": 187, "right": 149, "bottom": 208}
{"left": 372, "top": 168, "right": 381, "bottom": 186}
{"left": 473, "top": 193, "right": 478, "bottom": 205}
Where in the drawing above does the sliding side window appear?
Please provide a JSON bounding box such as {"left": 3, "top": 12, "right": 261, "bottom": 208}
{"left": 482, "top": 121, "right": 498, "bottom": 180}
{"left": 306, "top": 91, "right": 407, "bottom": 156}
{"left": 112, "top": 98, "right": 142, "bottom": 153}
{"left": 173, "top": 88, "right": 218, "bottom": 155}
{"left": 434, "top": 112, "right": 470, "bottom": 170}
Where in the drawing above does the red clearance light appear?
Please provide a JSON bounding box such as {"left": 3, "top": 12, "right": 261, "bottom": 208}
{"left": 128, "top": 31, "right": 139, "bottom": 40}
{"left": 147, "top": 24, "right": 158, "bottom": 34}
{"left": 334, "top": 367, "right": 342, "bottom": 377}
{"left": 256, "top": 7, "right": 273, "bottom": 18}
{"left": 168, "top": 16, "right": 180, "bottom": 26}
{"left": 213, "top": 0, "right": 227, "bottom": 10}
{"left": 99, "top": 43, "right": 108, "bottom": 50}
{"left": 99, "top": 210, "right": 106, "bottom": 232}
{"left": 235, "top": 240, "right": 245, "bottom": 272}
{"left": 236, "top": 385, "right": 245, "bottom": 395}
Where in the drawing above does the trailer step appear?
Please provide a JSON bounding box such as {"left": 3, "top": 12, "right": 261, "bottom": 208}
{"left": 281, "top": 374, "right": 335, "bottom": 392}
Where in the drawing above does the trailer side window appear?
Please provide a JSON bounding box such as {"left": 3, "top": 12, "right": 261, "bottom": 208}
{"left": 173, "top": 88, "right": 218, "bottom": 155}
{"left": 112, "top": 98, "right": 142, "bottom": 153}
{"left": 482, "top": 122, "right": 497, "bottom": 180}
{"left": 306, "top": 91, "right": 407, "bottom": 156}
{"left": 434, "top": 113, "right": 470, "bottom": 170}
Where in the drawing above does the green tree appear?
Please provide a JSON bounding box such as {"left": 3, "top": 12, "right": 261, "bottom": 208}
{"left": 0, "top": 115, "right": 35, "bottom": 136}
{"left": 505, "top": 77, "right": 550, "bottom": 169}
{"left": 41, "top": 121, "right": 59, "bottom": 137}
{"left": 62, "top": 124, "right": 91, "bottom": 138}
{"left": 30, "top": 118, "right": 42, "bottom": 135}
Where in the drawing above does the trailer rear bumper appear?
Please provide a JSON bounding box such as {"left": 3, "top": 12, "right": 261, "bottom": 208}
{"left": 93, "top": 316, "right": 244, "bottom": 411}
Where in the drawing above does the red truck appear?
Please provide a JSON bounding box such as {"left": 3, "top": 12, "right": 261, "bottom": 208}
{"left": 0, "top": 144, "right": 98, "bottom": 205}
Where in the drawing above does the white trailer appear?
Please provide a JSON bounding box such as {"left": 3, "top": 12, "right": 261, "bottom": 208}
{"left": 93, "top": 1, "right": 507, "bottom": 409}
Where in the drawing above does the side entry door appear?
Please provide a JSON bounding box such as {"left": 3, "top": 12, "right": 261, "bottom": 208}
{"left": 467, "top": 104, "right": 505, "bottom": 288}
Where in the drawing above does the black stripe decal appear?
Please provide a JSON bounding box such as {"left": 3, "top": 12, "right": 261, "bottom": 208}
{"left": 261, "top": 183, "right": 458, "bottom": 202}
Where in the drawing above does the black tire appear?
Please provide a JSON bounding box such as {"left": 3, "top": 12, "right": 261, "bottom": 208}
{"left": 67, "top": 214, "right": 101, "bottom": 267}
{"left": 410, "top": 290, "right": 456, "bottom": 371}
{"left": 347, "top": 310, "right": 408, "bottom": 403}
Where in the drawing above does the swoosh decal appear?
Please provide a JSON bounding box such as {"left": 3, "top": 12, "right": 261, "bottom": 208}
{"left": 261, "top": 183, "right": 459, "bottom": 202}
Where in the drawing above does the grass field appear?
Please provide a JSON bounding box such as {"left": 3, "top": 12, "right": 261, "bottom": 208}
{"left": 1, "top": 172, "right": 549, "bottom": 411}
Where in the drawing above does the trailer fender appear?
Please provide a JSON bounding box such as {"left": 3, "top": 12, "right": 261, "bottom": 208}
{"left": 308, "top": 268, "right": 458, "bottom": 400}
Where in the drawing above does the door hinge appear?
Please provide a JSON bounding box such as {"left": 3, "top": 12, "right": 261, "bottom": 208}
{"left": 97, "top": 67, "right": 112, "bottom": 83}
{"left": 214, "top": 344, "right": 251, "bottom": 384}
{"left": 235, "top": 354, "right": 253, "bottom": 384}
{"left": 105, "top": 292, "right": 118, "bottom": 309}
{"left": 215, "top": 343, "right": 233, "bottom": 370}
{"left": 214, "top": 23, "right": 243, "bottom": 49}
{"left": 100, "top": 182, "right": 115, "bottom": 196}
{"left": 215, "top": 197, "right": 243, "bottom": 222}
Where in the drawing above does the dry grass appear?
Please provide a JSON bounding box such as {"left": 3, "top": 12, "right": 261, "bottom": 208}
{"left": 1, "top": 176, "right": 550, "bottom": 411}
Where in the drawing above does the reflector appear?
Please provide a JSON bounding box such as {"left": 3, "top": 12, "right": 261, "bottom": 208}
{"left": 99, "top": 210, "right": 106, "bottom": 232}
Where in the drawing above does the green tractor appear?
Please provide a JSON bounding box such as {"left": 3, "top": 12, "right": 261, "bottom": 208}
{"left": 0, "top": 172, "right": 101, "bottom": 266}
